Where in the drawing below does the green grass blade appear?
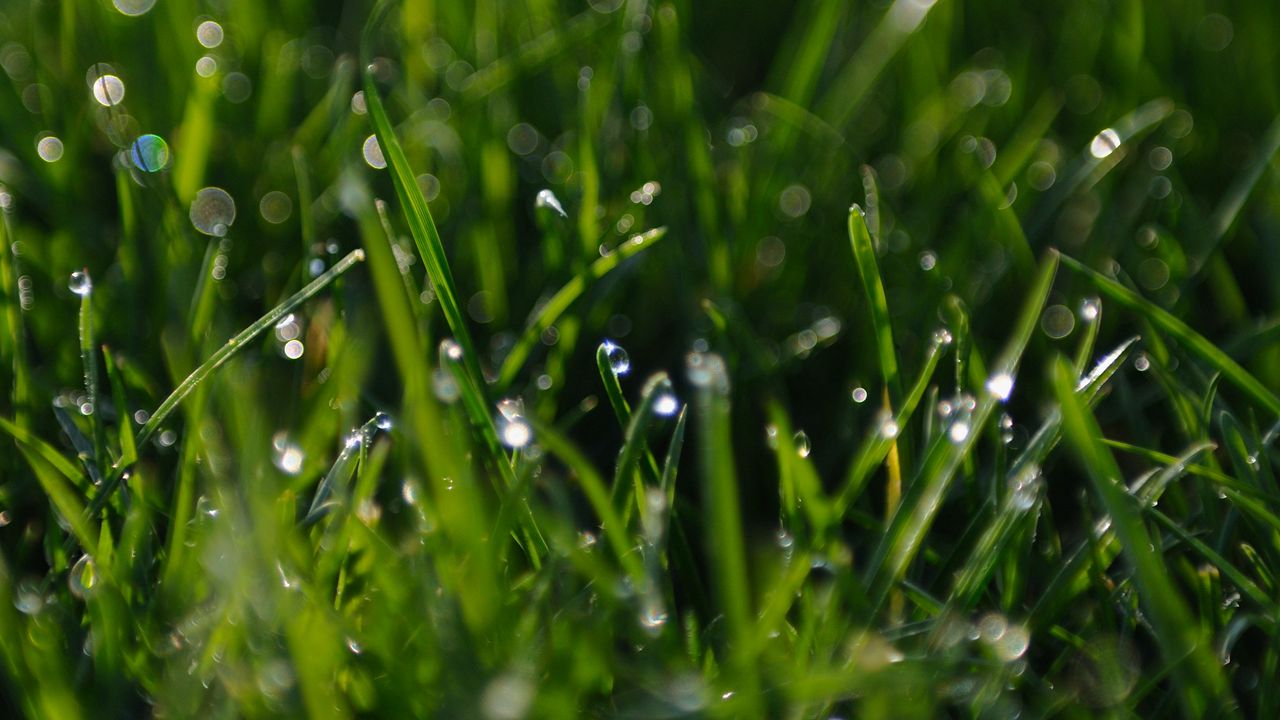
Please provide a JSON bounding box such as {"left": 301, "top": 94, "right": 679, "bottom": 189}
{"left": 1060, "top": 253, "right": 1280, "bottom": 418}
{"left": 864, "top": 250, "right": 1057, "bottom": 608}
{"left": 1050, "top": 354, "right": 1235, "bottom": 717}
{"left": 137, "top": 249, "right": 366, "bottom": 448}
{"left": 102, "top": 347, "right": 137, "bottom": 469}
{"left": 611, "top": 372, "right": 675, "bottom": 525}
{"left": 498, "top": 228, "right": 667, "bottom": 389}
{"left": 847, "top": 204, "right": 901, "bottom": 405}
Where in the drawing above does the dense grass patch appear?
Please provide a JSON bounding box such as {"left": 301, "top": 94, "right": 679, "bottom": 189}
{"left": 2, "top": 0, "right": 1280, "bottom": 716}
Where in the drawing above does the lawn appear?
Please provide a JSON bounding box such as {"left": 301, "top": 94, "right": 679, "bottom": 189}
{"left": 2, "top": 0, "right": 1280, "bottom": 717}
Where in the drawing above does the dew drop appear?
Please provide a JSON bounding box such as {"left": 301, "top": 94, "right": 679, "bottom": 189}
{"left": 535, "top": 188, "right": 567, "bottom": 218}
{"left": 68, "top": 269, "right": 92, "bottom": 297}
{"left": 602, "top": 339, "right": 630, "bottom": 375}
{"left": 432, "top": 369, "right": 460, "bottom": 403}
{"left": 878, "top": 411, "right": 901, "bottom": 439}
{"left": 1134, "top": 353, "right": 1151, "bottom": 372}
{"left": 195, "top": 55, "right": 218, "bottom": 78}
{"left": 190, "top": 187, "right": 236, "bottom": 236}
{"left": 439, "top": 338, "right": 464, "bottom": 362}
{"left": 985, "top": 372, "right": 1014, "bottom": 402}
{"left": 654, "top": 393, "right": 679, "bottom": 416}
{"left": 362, "top": 134, "right": 386, "bottom": 169}
{"left": 129, "top": 134, "right": 170, "bottom": 172}
{"left": 282, "top": 340, "right": 304, "bottom": 359}
{"left": 68, "top": 554, "right": 99, "bottom": 599}
{"left": 91, "top": 74, "right": 126, "bottom": 106}
{"left": 499, "top": 417, "right": 532, "bottom": 448}
{"left": 919, "top": 251, "right": 937, "bottom": 271}
{"left": 932, "top": 328, "right": 954, "bottom": 346}
{"left": 948, "top": 420, "right": 971, "bottom": 444}
{"left": 375, "top": 413, "right": 393, "bottom": 431}
{"left": 851, "top": 387, "right": 868, "bottom": 404}
{"left": 13, "top": 580, "right": 43, "bottom": 615}
{"left": 1080, "top": 297, "right": 1100, "bottom": 322}
{"left": 793, "top": 430, "right": 811, "bottom": 458}
{"left": 273, "top": 435, "right": 304, "bottom": 475}
{"left": 1089, "top": 128, "right": 1121, "bottom": 159}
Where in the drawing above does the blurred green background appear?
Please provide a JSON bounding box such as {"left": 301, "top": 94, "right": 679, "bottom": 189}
{"left": 1, "top": 0, "right": 1280, "bottom": 716}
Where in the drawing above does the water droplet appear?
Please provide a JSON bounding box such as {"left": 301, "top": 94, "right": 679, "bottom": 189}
{"left": 129, "top": 134, "right": 170, "bottom": 172}
{"left": 1134, "top": 353, "right": 1151, "bottom": 372}
{"left": 283, "top": 340, "right": 304, "bottom": 359}
{"left": 932, "top": 328, "right": 954, "bottom": 346}
{"left": 602, "top": 339, "right": 630, "bottom": 375}
{"left": 878, "top": 411, "right": 901, "bottom": 439}
{"left": 993, "top": 623, "right": 1030, "bottom": 661}
{"left": 851, "top": 387, "right": 868, "bottom": 403}
{"left": 362, "top": 134, "right": 386, "bottom": 169}
{"left": 68, "top": 270, "right": 92, "bottom": 296}
{"left": 535, "top": 188, "right": 567, "bottom": 218}
{"left": 13, "top": 580, "right": 43, "bottom": 614}
{"left": 977, "top": 612, "right": 1008, "bottom": 642}
{"left": 685, "top": 352, "right": 728, "bottom": 393}
{"left": 919, "top": 250, "right": 937, "bottom": 271}
{"left": 68, "top": 554, "right": 98, "bottom": 599}
{"left": 794, "top": 430, "right": 811, "bottom": 458}
{"left": 654, "top": 393, "right": 679, "bottom": 416}
{"left": 765, "top": 424, "right": 779, "bottom": 449}
{"left": 986, "top": 372, "right": 1014, "bottom": 402}
{"left": 113, "top": 0, "right": 157, "bottom": 17}
{"left": 273, "top": 436, "right": 304, "bottom": 475}
{"left": 259, "top": 191, "right": 292, "bottom": 224}
{"left": 1080, "top": 297, "right": 1100, "bottom": 322}
{"left": 375, "top": 413, "right": 393, "bottom": 431}
{"left": 638, "top": 598, "right": 669, "bottom": 635}
{"left": 439, "top": 338, "right": 464, "bottom": 362}
{"left": 1008, "top": 464, "right": 1042, "bottom": 511}
{"left": 499, "top": 417, "right": 532, "bottom": 448}
{"left": 1089, "top": 128, "right": 1121, "bottom": 159}
{"left": 36, "top": 135, "right": 64, "bottom": 163}
{"left": 779, "top": 184, "right": 811, "bottom": 218}
{"left": 196, "top": 20, "right": 224, "bottom": 48}
{"left": 91, "top": 74, "right": 126, "bottom": 106}
{"left": 189, "top": 187, "right": 235, "bottom": 236}
{"left": 948, "top": 420, "right": 971, "bottom": 444}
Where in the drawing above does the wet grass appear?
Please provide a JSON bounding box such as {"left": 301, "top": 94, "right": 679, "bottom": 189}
{"left": 2, "top": 0, "right": 1280, "bottom": 717}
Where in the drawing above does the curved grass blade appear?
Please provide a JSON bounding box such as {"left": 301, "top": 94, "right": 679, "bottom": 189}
{"left": 525, "top": 417, "right": 643, "bottom": 585}
{"left": 847, "top": 205, "right": 901, "bottom": 405}
{"left": 361, "top": 0, "right": 485, "bottom": 396}
{"left": 612, "top": 372, "right": 676, "bottom": 524}
{"left": 1060, "top": 253, "right": 1280, "bottom": 419}
{"left": 1050, "top": 355, "right": 1235, "bottom": 717}
{"left": 1189, "top": 115, "right": 1280, "bottom": 277}
{"left": 76, "top": 271, "right": 106, "bottom": 468}
{"left": 834, "top": 332, "right": 946, "bottom": 517}
{"left": 688, "top": 352, "right": 762, "bottom": 715}
{"left": 498, "top": 228, "right": 667, "bottom": 389}
{"left": 864, "top": 250, "right": 1058, "bottom": 608}
{"left": 137, "top": 249, "right": 366, "bottom": 448}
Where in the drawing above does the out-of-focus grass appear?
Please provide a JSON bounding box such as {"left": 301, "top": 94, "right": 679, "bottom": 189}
{"left": 1, "top": 0, "right": 1280, "bottom": 717}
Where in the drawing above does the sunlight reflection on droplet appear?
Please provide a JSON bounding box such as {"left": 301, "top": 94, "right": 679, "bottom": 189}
{"left": 1089, "top": 128, "right": 1121, "bottom": 159}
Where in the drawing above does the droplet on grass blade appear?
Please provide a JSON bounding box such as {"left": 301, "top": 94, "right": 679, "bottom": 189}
{"left": 985, "top": 372, "right": 1014, "bottom": 402}
{"left": 534, "top": 188, "right": 567, "bottom": 218}
{"left": 112, "top": 0, "right": 156, "bottom": 17}
{"left": 653, "top": 393, "right": 679, "bottom": 416}
{"left": 1089, "top": 128, "right": 1121, "bottom": 159}
{"left": 793, "top": 430, "right": 811, "bottom": 458}
{"left": 68, "top": 555, "right": 99, "bottom": 599}
{"left": 68, "top": 269, "right": 92, "bottom": 296}
{"left": 602, "top": 339, "right": 630, "bottom": 376}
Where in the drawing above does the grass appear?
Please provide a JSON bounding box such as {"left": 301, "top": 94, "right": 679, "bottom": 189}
{"left": 2, "top": 0, "right": 1280, "bottom": 717}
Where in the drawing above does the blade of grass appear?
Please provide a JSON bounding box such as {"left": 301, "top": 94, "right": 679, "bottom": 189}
{"left": 498, "top": 228, "right": 667, "bottom": 389}
{"left": 1051, "top": 354, "right": 1235, "bottom": 717}
{"left": 1060, "top": 252, "right": 1280, "bottom": 418}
